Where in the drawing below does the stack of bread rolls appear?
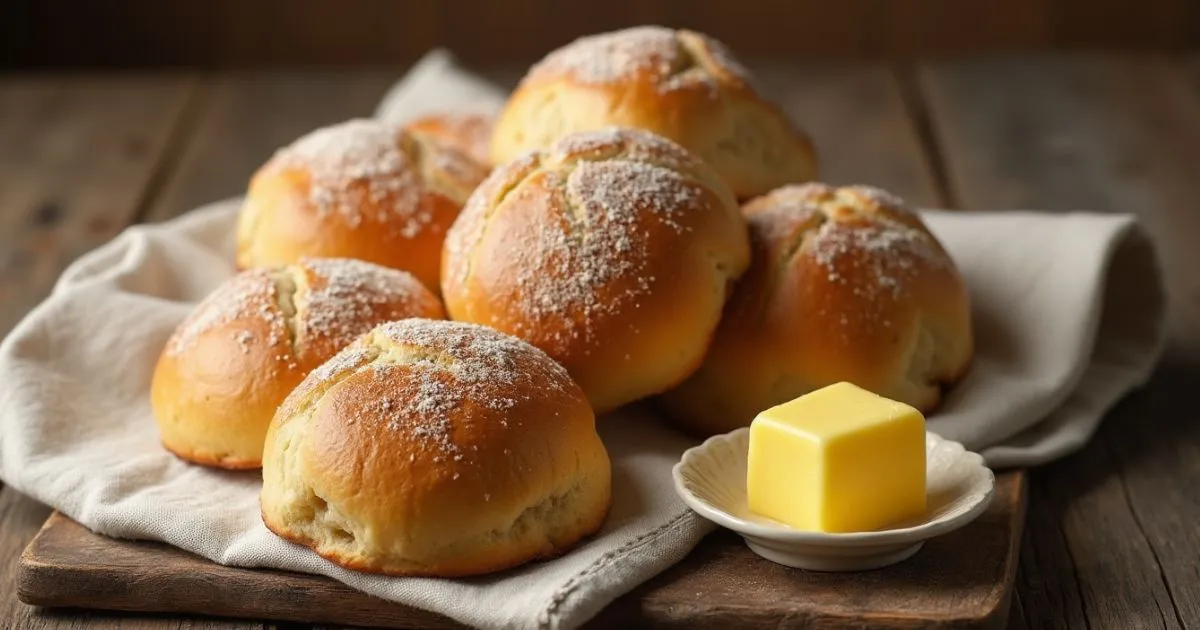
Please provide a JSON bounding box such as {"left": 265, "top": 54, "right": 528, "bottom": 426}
{"left": 150, "top": 25, "right": 972, "bottom": 578}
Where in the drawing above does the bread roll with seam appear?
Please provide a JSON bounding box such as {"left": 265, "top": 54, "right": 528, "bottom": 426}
{"left": 151, "top": 258, "right": 445, "bottom": 469}
{"left": 236, "top": 118, "right": 489, "bottom": 292}
{"left": 442, "top": 127, "right": 751, "bottom": 413}
{"left": 660, "top": 183, "right": 973, "bottom": 437}
{"left": 403, "top": 111, "right": 494, "bottom": 167}
{"left": 490, "top": 26, "right": 818, "bottom": 199}
{"left": 260, "top": 319, "right": 611, "bottom": 577}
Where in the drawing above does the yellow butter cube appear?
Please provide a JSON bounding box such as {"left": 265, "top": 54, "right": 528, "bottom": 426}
{"left": 747, "top": 382, "right": 926, "bottom": 533}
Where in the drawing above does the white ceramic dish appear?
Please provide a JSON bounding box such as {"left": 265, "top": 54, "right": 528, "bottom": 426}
{"left": 672, "top": 427, "right": 996, "bottom": 572}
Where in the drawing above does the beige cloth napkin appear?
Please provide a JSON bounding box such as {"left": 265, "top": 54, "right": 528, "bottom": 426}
{"left": 0, "top": 50, "right": 1165, "bottom": 630}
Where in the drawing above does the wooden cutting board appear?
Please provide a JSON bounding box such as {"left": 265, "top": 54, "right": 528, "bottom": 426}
{"left": 16, "top": 471, "right": 1024, "bottom": 629}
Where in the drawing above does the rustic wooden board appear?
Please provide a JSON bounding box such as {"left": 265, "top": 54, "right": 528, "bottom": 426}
{"left": 16, "top": 472, "right": 1023, "bottom": 629}
{"left": 919, "top": 53, "right": 1200, "bottom": 629}
{"left": 0, "top": 73, "right": 200, "bottom": 630}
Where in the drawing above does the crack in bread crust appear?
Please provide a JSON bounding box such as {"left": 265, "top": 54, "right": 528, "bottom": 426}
{"left": 757, "top": 210, "right": 827, "bottom": 324}
{"left": 454, "top": 153, "right": 544, "bottom": 287}
{"left": 269, "top": 267, "right": 302, "bottom": 358}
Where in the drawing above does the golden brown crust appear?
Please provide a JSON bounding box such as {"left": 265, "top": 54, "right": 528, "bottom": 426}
{"left": 260, "top": 501, "right": 611, "bottom": 578}
{"left": 260, "top": 319, "right": 612, "bottom": 577}
{"left": 490, "top": 26, "right": 817, "bottom": 199}
{"left": 236, "top": 118, "right": 489, "bottom": 292}
{"left": 150, "top": 258, "right": 446, "bottom": 468}
{"left": 442, "top": 127, "right": 750, "bottom": 413}
{"left": 160, "top": 441, "right": 262, "bottom": 471}
{"left": 659, "top": 183, "right": 974, "bottom": 437}
{"left": 404, "top": 111, "right": 495, "bottom": 168}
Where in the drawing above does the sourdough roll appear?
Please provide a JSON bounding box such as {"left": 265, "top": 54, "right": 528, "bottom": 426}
{"left": 661, "top": 183, "right": 973, "bottom": 436}
{"left": 151, "top": 258, "right": 445, "bottom": 469}
{"left": 260, "top": 319, "right": 611, "bottom": 577}
{"left": 404, "top": 111, "right": 494, "bottom": 167}
{"left": 490, "top": 26, "right": 817, "bottom": 199}
{"left": 236, "top": 118, "right": 489, "bottom": 291}
{"left": 443, "top": 127, "right": 750, "bottom": 413}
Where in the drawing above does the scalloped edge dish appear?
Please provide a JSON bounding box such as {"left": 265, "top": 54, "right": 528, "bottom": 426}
{"left": 672, "top": 427, "right": 996, "bottom": 571}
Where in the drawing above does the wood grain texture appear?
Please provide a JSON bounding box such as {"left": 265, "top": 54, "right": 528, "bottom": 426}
{"left": 755, "top": 62, "right": 943, "bottom": 208}
{"left": 143, "top": 71, "right": 400, "bottom": 223}
{"left": 1101, "top": 359, "right": 1200, "bottom": 627}
{"left": 0, "top": 489, "right": 53, "bottom": 627}
{"left": 919, "top": 53, "right": 1200, "bottom": 354}
{"left": 0, "top": 491, "right": 256, "bottom": 629}
{"left": 0, "top": 74, "right": 197, "bottom": 337}
{"left": 918, "top": 53, "right": 1200, "bottom": 629}
{"left": 17, "top": 472, "right": 1024, "bottom": 629}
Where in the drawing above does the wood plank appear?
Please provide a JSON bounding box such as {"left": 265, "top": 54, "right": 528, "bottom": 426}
{"left": 143, "top": 71, "right": 401, "bottom": 223}
{"left": 918, "top": 53, "right": 1200, "bottom": 353}
{"left": 18, "top": 472, "right": 1024, "bottom": 629}
{"left": 1102, "top": 359, "right": 1200, "bottom": 627}
{"left": 593, "top": 471, "right": 1026, "bottom": 629}
{"left": 0, "top": 489, "right": 53, "bottom": 626}
{"left": 0, "top": 75, "right": 197, "bottom": 338}
{"left": 755, "top": 62, "right": 943, "bottom": 208}
{"left": 0, "top": 74, "right": 258, "bottom": 629}
{"left": 918, "top": 53, "right": 1200, "bottom": 629}
{"left": 2, "top": 489, "right": 259, "bottom": 628}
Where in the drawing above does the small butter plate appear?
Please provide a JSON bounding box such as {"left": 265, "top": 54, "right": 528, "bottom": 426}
{"left": 672, "top": 428, "right": 996, "bottom": 572}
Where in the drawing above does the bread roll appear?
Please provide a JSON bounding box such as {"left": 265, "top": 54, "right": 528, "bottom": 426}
{"left": 442, "top": 127, "right": 750, "bottom": 413}
{"left": 236, "top": 118, "right": 489, "bottom": 292}
{"left": 404, "top": 111, "right": 494, "bottom": 167}
{"left": 490, "top": 26, "right": 817, "bottom": 199}
{"left": 260, "top": 319, "right": 611, "bottom": 577}
{"left": 660, "top": 183, "right": 973, "bottom": 436}
{"left": 151, "top": 258, "right": 445, "bottom": 469}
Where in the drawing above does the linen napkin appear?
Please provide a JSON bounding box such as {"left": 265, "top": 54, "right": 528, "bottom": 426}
{"left": 0, "top": 50, "right": 1165, "bottom": 630}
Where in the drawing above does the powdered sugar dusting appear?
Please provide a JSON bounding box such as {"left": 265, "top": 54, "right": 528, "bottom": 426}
{"left": 843, "top": 184, "right": 909, "bottom": 211}
{"left": 270, "top": 119, "right": 427, "bottom": 235}
{"left": 531, "top": 26, "right": 678, "bottom": 85}
{"left": 312, "top": 320, "right": 572, "bottom": 463}
{"left": 809, "top": 217, "right": 950, "bottom": 300}
{"left": 168, "top": 269, "right": 287, "bottom": 356}
{"left": 310, "top": 344, "right": 375, "bottom": 384}
{"left": 298, "top": 258, "right": 429, "bottom": 349}
{"left": 551, "top": 127, "right": 698, "bottom": 172}
{"left": 528, "top": 26, "right": 746, "bottom": 95}
{"left": 509, "top": 159, "right": 701, "bottom": 347}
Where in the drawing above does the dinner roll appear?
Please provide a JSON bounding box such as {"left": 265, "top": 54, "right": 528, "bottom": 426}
{"left": 404, "top": 111, "right": 494, "bottom": 167}
{"left": 236, "top": 118, "right": 489, "bottom": 292}
{"left": 151, "top": 258, "right": 445, "bottom": 469}
{"left": 660, "top": 183, "right": 973, "bottom": 436}
{"left": 490, "top": 26, "right": 817, "bottom": 199}
{"left": 260, "top": 319, "right": 611, "bottom": 577}
{"left": 442, "top": 127, "right": 750, "bottom": 413}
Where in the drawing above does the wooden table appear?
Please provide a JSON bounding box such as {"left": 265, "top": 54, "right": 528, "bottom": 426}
{"left": 2, "top": 54, "right": 1199, "bottom": 629}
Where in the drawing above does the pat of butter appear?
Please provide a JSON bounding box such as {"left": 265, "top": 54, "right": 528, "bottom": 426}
{"left": 746, "top": 382, "right": 926, "bottom": 533}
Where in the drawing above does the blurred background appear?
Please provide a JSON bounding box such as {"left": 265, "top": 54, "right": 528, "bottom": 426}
{"left": 3, "top": 0, "right": 1198, "bottom": 69}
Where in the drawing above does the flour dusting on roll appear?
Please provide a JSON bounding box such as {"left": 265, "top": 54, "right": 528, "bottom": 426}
{"left": 443, "top": 127, "right": 750, "bottom": 413}
{"left": 660, "top": 183, "right": 973, "bottom": 436}
{"left": 236, "top": 118, "right": 489, "bottom": 291}
{"left": 490, "top": 26, "right": 818, "bottom": 199}
{"left": 151, "top": 258, "right": 445, "bottom": 469}
{"left": 260, "top": 319, "right": 611, "bottom": 577}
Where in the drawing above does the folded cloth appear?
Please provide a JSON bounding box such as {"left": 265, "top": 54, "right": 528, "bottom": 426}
{"left": 0, "top": 50, "right": 1165, "bottom": 630}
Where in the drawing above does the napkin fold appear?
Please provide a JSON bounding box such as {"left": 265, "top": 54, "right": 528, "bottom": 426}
{"left": 0, "top": 50, "right": 1165, "bottom": 630}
